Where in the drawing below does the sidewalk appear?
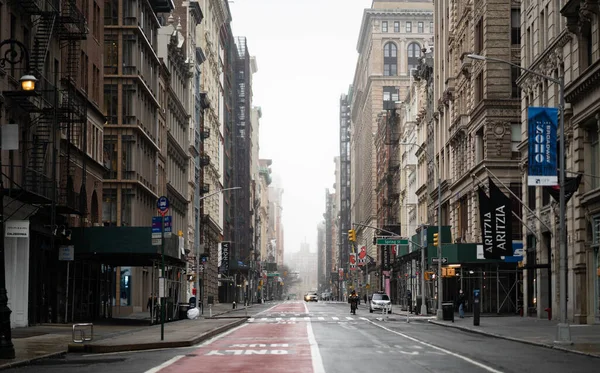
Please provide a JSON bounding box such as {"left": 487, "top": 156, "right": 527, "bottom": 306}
{"left": 429, "top": 315, "right": 600, "bottom": 358}
{"left": 0, "top": 302, "right": 253, "bottom": 371}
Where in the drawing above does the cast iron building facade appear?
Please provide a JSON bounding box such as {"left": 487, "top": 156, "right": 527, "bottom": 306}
{"left": 1, "top": 0, "right": 105, "bottom": 326}
{"left": 339, "top": 91, "right": 351, "bottom": 294}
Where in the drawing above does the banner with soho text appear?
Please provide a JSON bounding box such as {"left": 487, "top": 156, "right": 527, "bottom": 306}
{"left": 527, "top": 107, "right": 558, "bottom": 186}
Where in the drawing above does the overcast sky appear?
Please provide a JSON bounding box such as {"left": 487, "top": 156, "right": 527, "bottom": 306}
{"left": 230, "top": 0, "right": 368, "bottom": 255}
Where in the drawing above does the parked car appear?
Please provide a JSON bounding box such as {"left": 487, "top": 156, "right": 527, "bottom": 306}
{"left": 369, "top": 292, "right": 391, "bottom": 313}
{"left": 304, "top": 292, "right": 318, "bottom": 302}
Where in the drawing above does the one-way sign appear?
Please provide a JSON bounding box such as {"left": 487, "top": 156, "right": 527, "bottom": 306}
{"left": 432, "top": 257, "right": 448, "bottom": 264}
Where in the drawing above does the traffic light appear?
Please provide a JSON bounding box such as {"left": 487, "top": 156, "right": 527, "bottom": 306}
{"left": 348, "top": 229, "right": 356, "bottom": 242}
{"left": 433, "top": 233, "right": 439, "bottom": 247}
{"left": 424, "top": 271, "right": 434, "bottom": 281}
{"left": 373, "top": 234, "right": 377, "bottom": 245}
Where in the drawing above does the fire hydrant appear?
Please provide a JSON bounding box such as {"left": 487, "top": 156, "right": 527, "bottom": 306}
{"left": 544, "top": 307, "right": 552, "bottom": 320}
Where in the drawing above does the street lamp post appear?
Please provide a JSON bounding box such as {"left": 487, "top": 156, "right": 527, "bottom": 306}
{"left": 0, "top": 38, "right": 38, "bottom": 360}
{"left": 195, "top": 187, "right": 241, "bottom": 311}
{"left": 467, "top": 54, "right": 570, "bottom": 344}
{"left": 399, "top": 142, "right": 443, "bottom": 318}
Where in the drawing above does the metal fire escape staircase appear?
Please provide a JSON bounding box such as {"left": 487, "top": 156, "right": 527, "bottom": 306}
{"left": 57, "top": 0, "right": 88, "bottom": 214}
{"left": 7, "top": 0, "right": 58, "bottom": 201}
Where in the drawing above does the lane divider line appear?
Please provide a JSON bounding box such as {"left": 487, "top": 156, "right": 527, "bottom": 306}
{"left": 367, "top": 320, "right": 504, "bottom": 373}
{"left": 307, "top": 320, "right": 326, "bottom": 373}
{"left": 144, "top": 355, "right": 185, "bottom": 373}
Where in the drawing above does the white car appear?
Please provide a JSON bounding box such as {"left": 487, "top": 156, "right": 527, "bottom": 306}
{"left": 369, "top": 292, "right": 392, "bottom": 313}
{"left": 304, "top": 292, "right": 318, "bottom": 302}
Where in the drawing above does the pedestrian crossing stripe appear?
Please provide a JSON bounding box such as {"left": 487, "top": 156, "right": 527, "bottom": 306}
{"left": 247, "top": 316, "right": 370, "bottom": 323}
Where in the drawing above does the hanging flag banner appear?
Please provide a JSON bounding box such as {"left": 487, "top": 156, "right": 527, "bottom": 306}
{"left": 543, "top": 174, "right": 583, "bottom": 204}
{"left": 527, "top": 107, "right": 558, "bottom": 186}
{"left": 357, "top": 246, "right": 367, "bottom": 266}
{"left": 478, "top": 186, "right": 496, "bottom": 259}
{"left": 489, "top": 179, "right": 513, "bottom": 257}
{"left": 219, "top": 242, "right": 230, "bottom": 274}
{"left": 349, "top": 253, "right": 356, "bottom": 270}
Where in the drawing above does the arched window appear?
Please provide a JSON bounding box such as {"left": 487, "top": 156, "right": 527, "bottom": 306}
{"left": 383, "top": 42, "right": 397, "bottom": 76}
{"left": 407, "top": 42, "right": 421, "bottom": 72}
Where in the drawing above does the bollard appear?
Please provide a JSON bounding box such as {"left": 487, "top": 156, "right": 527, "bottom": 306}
{"left": 209, "top": 304, "right": 212, "bottom": 318}
{"left": 245, "top": 305, "right": 248, "bottom": 317}
{"left": 233, "top": 301, "right": 236, "bottom": 309}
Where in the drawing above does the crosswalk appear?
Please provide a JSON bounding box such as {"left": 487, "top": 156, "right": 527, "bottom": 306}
{"left": 247, "top": 315, "right": 370, "bottom": 323}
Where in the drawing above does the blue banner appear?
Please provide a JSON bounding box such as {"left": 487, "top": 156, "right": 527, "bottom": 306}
{"left": 527, "top": 107, "right": 558, "bottom": 186}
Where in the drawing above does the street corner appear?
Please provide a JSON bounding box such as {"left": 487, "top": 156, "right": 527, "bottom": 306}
{"left": 153, "top": 317, "right": 319, "bottom": 373}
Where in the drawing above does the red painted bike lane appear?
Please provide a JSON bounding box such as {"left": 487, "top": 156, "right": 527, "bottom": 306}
{"left": 157, "top": 302, "right": 322, "bottom": 373}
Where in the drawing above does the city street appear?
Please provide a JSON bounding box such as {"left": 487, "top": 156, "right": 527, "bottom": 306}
{"left": 5, "top": 301, "right": 598, "bottom": 373}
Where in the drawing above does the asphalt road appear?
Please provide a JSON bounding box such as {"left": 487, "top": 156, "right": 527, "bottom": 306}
{"left": 5, "top": 301, "right": 598, "bottom": 373}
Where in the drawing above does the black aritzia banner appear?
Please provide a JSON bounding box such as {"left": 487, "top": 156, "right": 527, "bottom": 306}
{"left": 543, "top": 174, "right": 583, "bottom": 204}
{"left": 478, "top": 178, "right": 514, "bottom": 259}
{"left": 489, "top": 179, "right": 513, "bottom": 257}
{"left": 478, "top": 186, "right": 496, "bottom": 259}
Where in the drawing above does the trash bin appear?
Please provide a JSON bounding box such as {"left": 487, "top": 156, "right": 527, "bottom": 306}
{"left": 442, "top": 302, "right": 454, "bottom": 322}
{"left": 178, "top": 303, "right": 190, "bottom": 320}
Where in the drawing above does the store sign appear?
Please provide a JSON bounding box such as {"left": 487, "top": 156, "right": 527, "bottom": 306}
{"left": 5, "top": 220, "right": 29, "bottom": 238}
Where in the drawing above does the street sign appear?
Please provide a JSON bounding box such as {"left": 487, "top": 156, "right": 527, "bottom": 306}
{"left": 432, "top": 257, "right": 448, "bottom": 264}
{"left": 376, "top": 238, "right": 408, "bottom": 245}
{"left": 152, "top": 216, "right": 162, "bottom": 233}
{"left": 157, "top": 196, "right": 169, "bottom": 215}
{"left": 152, "top": 238, "right": 161, "bottom": 246}
{"left": 164, "top": 215, "right": 172, "bottom": 238}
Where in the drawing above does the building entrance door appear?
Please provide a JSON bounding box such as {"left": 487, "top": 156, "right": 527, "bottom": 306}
{"left": 595, "top": 248, "right": 600, "bottom": 323}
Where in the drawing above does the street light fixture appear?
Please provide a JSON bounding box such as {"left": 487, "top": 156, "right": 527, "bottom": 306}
{"left": 399, "top": 142, "right": 443, "bottom": 319}
{"left": 0, "top": 38, "right": 38, "bottom": 360}
{"left": 467, "top": 53, "right": 570, "bottom": 344}
{"left": 195, "top": 186, "right": 241, "bottom": 311}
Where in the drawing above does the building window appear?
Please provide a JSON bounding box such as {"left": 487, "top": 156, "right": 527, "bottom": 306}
{"left": 406, "top": 21, "right": 412, "bottom": 33}
{"left": 122, "top": 135, "right": 135, "bottom": 180}
{"left": 591, "top": 126, "right": 599, "bottom": 190}
{"left": 105, "top": 0, "right": 118, "bottom": 25}
{"left": 394, "top": 21, "right": 400, "bottom": 32}
{"left": 121, "top": 189, "right": 133, "bottom": 226}
{"left": 104, "top": 34, "right": 118, "bottom": 74}
{"left": 430, "top": 22, "right": 434, "bottom": 32}
{"left": 102, "top": 189, "right": 117, "bottom": 226}
{"left": 475, "top": 72, "right": 484, "bottom": 102}
{"left": 407, "top": 42, "right": 421, "bottom": 72}
{"left": 511, "top": 8, "right": 521, "bottom": 45}
{"left": 383, "top": 86, "right": 399, "bottom": 109}
{"left": 418, "top": 22, "right": 424, "bottom": 33}
{"left": 382, "top": 21, "right": 388, "bottom": 33}
{"left": 511, "top": 66, "right": 521, "bottom": 98}
{"left": 475, "top": 18, "right": 483, "bottom": 53}
{"left": 104, "top": 84, "right": 118, "bottom": 124}
{"left": 511, "top": 122, "right": 521, "bottom": 158}
{"left": 383, "top": 42, "right": 397, "bottom": 76}
{"left": 528, "top": 186, "right": 536, "bottom": 209}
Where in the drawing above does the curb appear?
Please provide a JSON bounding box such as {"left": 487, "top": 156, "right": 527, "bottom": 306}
{"left": 428, "top": 320, "right": 600, "bottom": 359}
{"left": 0, "top": 351, "right": 67, "bottom": 371}
{"left": 68, "top": 318, "right": 247, "bottom": 354}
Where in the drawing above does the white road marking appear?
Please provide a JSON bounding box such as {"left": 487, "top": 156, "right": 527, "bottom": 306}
{"left": 318, "top": 317, "right": 325, "bottom": 321}
{"left": 304, "top": 316, "right": 311, "bottom": 321}
{"left": 275, "top": 317, "right": 282, "bottom": 321}
{"left": 360, "top": 317, "right": 368, "bottom": 320}
{"left": 290, "top": 317, "right": 296, "bottom": 322}
{"left": 332, "top": 317, "right": 339, "bottom": 320}
{"left": 144, "top": 355, "right": 185, "bottom": 373}
{"left": 248, "top": 318, "right": 255, "bottom": 322}
{"left": 368, "top": 321, "right": 504, "bottom": 373}
{"left": 346, "top": 316, "right": 354, "bottom": 320}
{"left": 307, "top": 320, "right": 325, "bottom": 373}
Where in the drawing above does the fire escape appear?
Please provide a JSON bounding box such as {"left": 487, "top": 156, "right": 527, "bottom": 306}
{"left": 233, "top": 37, "right": 251, "bottom": 269}
{"left": 5, "top": 0, "right": 87, "bottom": 217}
{"left": 56, "top": 0, "right": 88, "bottom": 215}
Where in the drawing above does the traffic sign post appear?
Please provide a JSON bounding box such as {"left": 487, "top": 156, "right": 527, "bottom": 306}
{"left": 432, "top": 257, "right": 448, "bottom": 264}
{"left": 156, "top": 196, "right": 169, "bottom": 341}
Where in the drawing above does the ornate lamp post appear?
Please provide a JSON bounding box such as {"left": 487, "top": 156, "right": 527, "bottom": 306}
{"left": 0, "top": 38, "right": 37, "bottom": 359}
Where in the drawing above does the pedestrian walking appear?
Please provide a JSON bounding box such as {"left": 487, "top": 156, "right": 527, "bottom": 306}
{"left": 458, "top": 289, "right": 466, "bottom": 318}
